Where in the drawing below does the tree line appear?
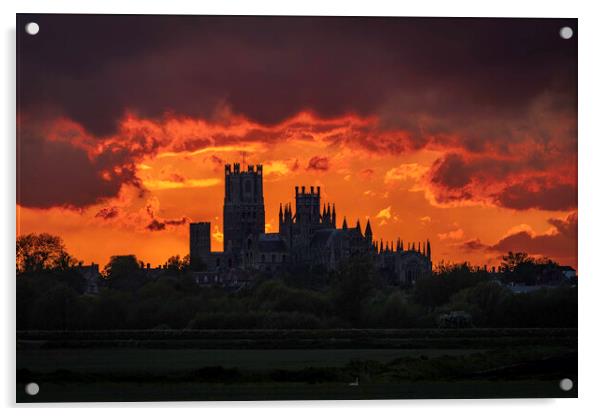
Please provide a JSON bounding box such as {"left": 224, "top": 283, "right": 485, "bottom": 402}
{"left": 16, "top": 233, "right": 577, "bottom": 330}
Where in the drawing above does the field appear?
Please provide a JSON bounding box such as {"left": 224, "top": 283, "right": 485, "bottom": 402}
{"left": 16, "top": 328, "right": 577, "bottom": 402}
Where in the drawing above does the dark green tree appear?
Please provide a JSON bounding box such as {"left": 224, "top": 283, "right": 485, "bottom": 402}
{"left": 332, "top": 255, "right": 377, "bottom": 326}
{"left": 165, "top": 254, "right": 190, "bottom": 275}
{"left": 104, "top": 255, "right": 146, "bottom": 291}
{"left": 30, "top": 284, "right": 83, "bottom": 329}
{"left": 414, "top": 262, "right": 488, "bottom": 309}
{"left": 500, "top": 252, "right": 561, "bottom": 284}
{"left": 501, "top": 251, "right": 532, "bottom": 273}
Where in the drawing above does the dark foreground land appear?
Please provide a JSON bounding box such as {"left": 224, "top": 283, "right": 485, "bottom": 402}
{"left": 16, "top": 328, "right": 577, "bottom": 402}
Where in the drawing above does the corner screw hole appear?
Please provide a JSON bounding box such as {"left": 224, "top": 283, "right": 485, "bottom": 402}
{"left": 559, "top": 26, "right": 573, "bottom": 40}
{"left": 25, "top": 382, "right": 39, "bottom": 396}
{"left": 25, "top": 22, "right": 40, "bottom": 36}
{"left": 559, "top": 378, "right": 573, "bottom": 391}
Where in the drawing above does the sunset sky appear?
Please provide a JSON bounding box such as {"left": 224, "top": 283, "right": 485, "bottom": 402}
{"left": 16, "top": 15, "right": 577, "bottom": 270}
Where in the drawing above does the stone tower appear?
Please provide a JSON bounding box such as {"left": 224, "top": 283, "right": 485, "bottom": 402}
{"left": 223, "top": 163, "right": 265, "bottom": 254}
{"left": 292, "top": 186, "right": 321, "bottom": 261}
{"left": 189, "top": 222, "right": 211, "bottom": 270}
{"left": 295, "top": 186, "right": 321, "bottom": 228}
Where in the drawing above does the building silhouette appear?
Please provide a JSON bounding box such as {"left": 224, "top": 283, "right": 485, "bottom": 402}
{"left": 190, "top": 163, "right": 432, "bottom": 285}
{"left": 223, "top": 163, "right": 265, "bottom": 254}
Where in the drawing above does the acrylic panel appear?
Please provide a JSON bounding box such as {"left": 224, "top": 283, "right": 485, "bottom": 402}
{"left": 16, "top": 14, "right": 578, "bottom": 402}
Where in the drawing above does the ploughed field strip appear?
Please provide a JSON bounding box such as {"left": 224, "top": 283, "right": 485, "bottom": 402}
{"left": 16, "top": 328, "right": 577, "bottom": 401}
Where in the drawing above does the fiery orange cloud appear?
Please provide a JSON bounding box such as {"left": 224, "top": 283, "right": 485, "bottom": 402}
{"left": 376, "top": 207, "right": 392, "bottom": 220}
{"left": 438, "top": 229, "right": 465, "bottom": 241}
{"left": 142, "top": 178, "right": 221, "bottom": 191}
{"left": 384, "top": 163, "right": 429, "bottom": 184}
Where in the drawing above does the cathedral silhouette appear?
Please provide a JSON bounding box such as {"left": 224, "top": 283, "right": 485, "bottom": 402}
{"left": 190, "top": 163, "right": 432, "bottom": 284}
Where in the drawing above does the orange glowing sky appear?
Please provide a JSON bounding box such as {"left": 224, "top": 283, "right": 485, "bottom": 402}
{"left": 16, "top": 15, "right": 577, "bottom": 271}
{"left": 17, "top": 110, "right": 577, "bottom": 270}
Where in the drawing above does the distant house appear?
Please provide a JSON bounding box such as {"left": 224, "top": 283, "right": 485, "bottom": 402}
{"left": 559, "top": 266, "right": 577, "bottom": 280}
{"left": 191, "top": 270, "right": 222, "bottom": 286}
{"left": 191, "top": 268, "right": 252, "bottom": 289}
{"left": 140, "top": 263, "right": 165, "bottom": 280}
{"left": 506, "top": 283, "right": 549, "bottom": 294}
{"left": 74, "top": 263, "right": 100, "bottom": 294}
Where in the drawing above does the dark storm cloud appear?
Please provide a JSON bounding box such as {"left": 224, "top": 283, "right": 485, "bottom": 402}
{"left": 17, "top": 15, "right": 577, "bottom": 137}
{"left": 430, "top": 153, "right": 474, "bottom": 190}
{"left": 95, "top": 206, "right": 119, "bottom": 220}
{"left": 428, "top": 152, "right": 576, "bottom": 211}
{"left": 17, "top": 126, "right": 140, "bottom": 208}
{"left": 146, "top": 217, "right": 189, "bottom": 232}
{"left": 494, "top": 180, "right": 577, "bottom": 211}
{"left": 460, "top": 212, "right": 577, "bottom": 264}
{"left": 460, "top": 238, "right": 489, "bottom": 252}
{"left": 306, "top": 156, "right": 329, "bottom": 171}
{"left": 491, "top": 212, "right": 577, "bottom": 259}
{"left": 17, "top": 14, "right": 577, "bottom": 210}
{"left": 144, "top": 197, "right": 190, "bottom": 231}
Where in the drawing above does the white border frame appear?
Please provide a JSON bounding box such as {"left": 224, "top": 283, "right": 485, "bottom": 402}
{"left": 2, "top": 1, "right": 601, "bottom": 414}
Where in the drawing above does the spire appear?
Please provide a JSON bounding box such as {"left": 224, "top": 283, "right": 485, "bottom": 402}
{"left": 427, "top": 240, "right": 431, "bottom": 260}
{"left": 385, "top": 241, "right": 389, "bottom": 252}
{"left": 332, "top": 204, "right": 337, "bottom": 228}
{"left": 322, "top": 204, "right": 327, "bottom": 220}
{"left": 356, "top": 219, "right": 361, "bottom": 231}
{"left": 418, "top": 241, "right": 421, "bottom": 254}
{"left": 342, "top": 216, "right": 348, "bottom": 230}
{"left": 279, "top": 203, "right": 283, "bottom": 227}
{"left": 400, "top": 240, "right": 404, "bottom": 251}
{"left": 365, "top": 219, "right": 372, "bottom": 238}
{"left": 396, "top": 238, "right": 400, "bottom": 252}
{"left": 412, "top": 242, "right": 416, "bottom": 251}
{"left": 379, "top": 239, "right": 383, "bottom": 253}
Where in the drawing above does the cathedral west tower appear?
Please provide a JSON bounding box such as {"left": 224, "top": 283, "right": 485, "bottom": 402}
{"left": 223, "top": 163, "right": 265, "bottom": 253}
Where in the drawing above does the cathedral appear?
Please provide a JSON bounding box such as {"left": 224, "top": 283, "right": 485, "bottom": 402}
{"left": 190, "top": 163, "right": 432, "bottom": 285}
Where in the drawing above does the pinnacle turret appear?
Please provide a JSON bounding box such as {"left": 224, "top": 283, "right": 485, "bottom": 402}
{"left": 365, "top": 219, "right": 372, "bottom": 237}
{"left": 332, "top": 204, "right": 337, "bottom": 228}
